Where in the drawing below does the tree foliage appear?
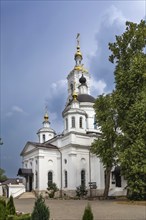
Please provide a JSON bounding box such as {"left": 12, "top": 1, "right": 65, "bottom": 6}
{"left": 109, "top": 20, "right": 146, "bottom": 200}
{"left": 31, "top": 194, "right": 50, "bottom": 220}
{"left": 0, "top": 168, "right": 7, "bottom": 182}
{"left": 91, "top": 93, "right": 118, "bottom": 198}
{"left": 82, "top": 203, "right": 94, "bottom": 220}
{"left": 0, "top": 197, "right": 6, "bottom": 220}
{"left": 6, "top": 195, "right": 16, "bottom": 216}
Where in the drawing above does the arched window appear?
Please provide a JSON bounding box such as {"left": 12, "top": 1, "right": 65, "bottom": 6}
{"left": 79, "top": 117, "right": 83, "bottom": 128}
{"left": 43, "top": 134, "right": 45, "bottom": 142}
{"left": 64, "top": 170, "right": 68, "bottom": 188}
{"left": 81, "top": 170, "right": 86, "bottom": 187}
{"left": 48, "top": 171, "right": 53, "bottom": 185}
{"left": 66, "top": 118, "right": 68, "bottom": 130}
{"left": 71, "top": 116, "right": 75, "bottom": 128}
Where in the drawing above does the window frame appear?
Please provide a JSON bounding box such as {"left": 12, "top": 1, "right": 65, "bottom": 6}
{"left": 64, "top": 170, "right": 68, "bottom": 188}
{"left": 81, "top": 169, "right": 86, "bottom": 187}
{"left": 48, "top": 171, "right": 53, "bottom": 185}
{"left": 71, "top": 116, "right": 75, "bottom": 128}
{"left": 79, "top": 116, "right": 83, "bottom": 128}
{"left": 43, "top": 134, "right": 46, "bottom": 142}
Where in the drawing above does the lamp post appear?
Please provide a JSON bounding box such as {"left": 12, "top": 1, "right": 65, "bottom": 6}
{"left": 0, "top": 138, "right": 3, "bottom": 169}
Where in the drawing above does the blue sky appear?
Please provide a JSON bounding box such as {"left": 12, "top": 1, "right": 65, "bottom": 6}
{"left": 1, "top": 0, "right": 145, "bottom": 177}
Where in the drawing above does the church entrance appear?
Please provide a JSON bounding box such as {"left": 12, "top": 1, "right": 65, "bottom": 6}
{"left": 17, "top": 168, "right": 33, "bottom": 192}
{"left": 29, "top": 176, "right": 33, "bottom": 192}
{"left": 113, "top": 166, "right": 121, "bottom": 187}
{"left": 115, "top": 173, "right": 121, "bottom": 187}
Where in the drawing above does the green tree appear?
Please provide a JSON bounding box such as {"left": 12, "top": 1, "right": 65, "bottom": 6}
{"left": 109, "top": 20, "right": 146, "bottom": 200}
{"left": 31, "top": 194, "right": 50, "bottom": 220}
{"left": 0, "top": 168, "right": 7, "bottom": 182}
{"left": 6, "top": 195, "right": 16, "bottom": 216}
{"left": 82, "top": 203, "right": 94, "bottom": 220}
{"left": 91, "top": 93, "right": 118, "bottom": 199}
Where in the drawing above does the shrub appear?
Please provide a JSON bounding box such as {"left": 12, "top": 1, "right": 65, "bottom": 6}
{"left": 0, "top": 197, "right": 6, "bottom": 220}
{"left": 31, "top": 194, "right": 50, "bottom": 220}
{"left": 82, "top": 203, "right": 94, "bottom": 220}
{"left": 7, "top": 214, "right": 31, "bottom": 220}
{"left": 47, "top": 182, "right": 58, "bottom": 198}
{"left": 6, "top": 195, "right": 16, "bottom": 216}
{"left": 76, "top": 185, "right": 88, "bottom": 198}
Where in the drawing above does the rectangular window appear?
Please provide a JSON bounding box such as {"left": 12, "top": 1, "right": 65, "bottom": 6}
{"left": 71, "top": 116, "right": 75, "bottom": 128}
{"left": 48, "top": 171, "right": 53, "bottom": 185}
{"left": 79, "top": 117, "right": 83, "bottom": 128}
{"left": 81, "top": 170, "right": 85, "bottom": 187}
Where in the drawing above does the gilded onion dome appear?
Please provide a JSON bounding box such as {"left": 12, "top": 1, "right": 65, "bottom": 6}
{"left": 44, "top": 112, "right": 49, "bottom": 122}
{"left": 74, "top": 45, "right": 83, "bottom": 60}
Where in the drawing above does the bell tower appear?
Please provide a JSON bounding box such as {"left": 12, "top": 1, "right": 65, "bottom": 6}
{"left": 66, "top": 34, "right": 90, "bottom": 105}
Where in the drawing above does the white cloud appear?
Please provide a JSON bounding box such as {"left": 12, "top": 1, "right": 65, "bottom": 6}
{"left": 47, "top": 79, "right": 67, "bottom": 99}
{"left": 89, "top": 5, "right": 126, "bottom": 92}
{"left": 103, "top": 5, "right": 126, "bottom": 26}
{"left": 48, "top": 111, "right": 57, "bottom": 121}
{"left": 5, "top": 105, "right": 27, "bottom": 117}
{"left": 90, "top": 78, "right": 107, "bottom": 96}
{"left": 12, "top": 105, "right": 25, "bottom": 113}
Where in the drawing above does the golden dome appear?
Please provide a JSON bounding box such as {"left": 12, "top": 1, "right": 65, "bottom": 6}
{"left": 74, "top": 49, "right": 82, "bottom": 59}
{"left": 44, "top": 112, "right": 49, "bottom": 121}
{"left": 75, "top": 50, "right": 82, "bottom": 57}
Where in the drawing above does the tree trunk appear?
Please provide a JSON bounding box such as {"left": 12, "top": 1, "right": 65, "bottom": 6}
{"left": 103, "top": 167, "right": 112, "bottom": 199}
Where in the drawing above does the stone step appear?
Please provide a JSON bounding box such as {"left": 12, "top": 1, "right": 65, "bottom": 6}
{"left": 18, "top": 192, "right": 36, "bottom": 199}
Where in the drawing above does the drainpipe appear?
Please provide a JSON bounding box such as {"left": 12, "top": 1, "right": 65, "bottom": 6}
{"left": 89, "top": 148, "right": 92, "bottom": 198}
{"left": 57, "top": 148, "right": 62, "bottom": 198}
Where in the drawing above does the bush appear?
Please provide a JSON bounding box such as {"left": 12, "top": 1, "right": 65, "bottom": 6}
{"left": 6, "top": 195, "right": 16, "bottom": 216}
{"left": 31, "top": 194, "right": 50, "bottom": 220}
{"left": 82, "top": 203, "right": 94, "bottom": 220}
{"left": 0, "top": 198, "right": 6, "bottom": 220}
{"left": 76, "top": 185, "right": 88, "bottom": 198}
{"left": 7, "top": 214, "right": 31, "bottom": 220}
{"left": 47, "top": 182, "right": 58, "bottom": 198}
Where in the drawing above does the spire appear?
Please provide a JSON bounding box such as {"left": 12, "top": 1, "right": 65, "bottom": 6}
{"left": 37, "top": 106, "right": 56, "bottom": 143}
{"left": 44, "top": 106, "right": 49, "bottom": 122}
{"left": 74, "top": 33, "right": 83, "bottom": 63}
{"left": 43, "top": 106, "right": 50, "bottom": 128}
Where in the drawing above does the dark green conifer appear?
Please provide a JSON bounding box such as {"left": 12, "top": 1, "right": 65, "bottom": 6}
{"left": 0, "top": 197, "right": 6, "bottom": 220}
{"left": 82, "top": 203, "right": 94, "bottom": 220}
{"left": 6, "top": 195, "right": 16, "bottom": 216}
{"left": 31, "top": 194, "right": 50, "bottom": 220}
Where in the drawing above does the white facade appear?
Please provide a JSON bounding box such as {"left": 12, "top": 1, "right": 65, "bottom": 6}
{"left": 19, "top": 36, "right": 126, "bottom": 197}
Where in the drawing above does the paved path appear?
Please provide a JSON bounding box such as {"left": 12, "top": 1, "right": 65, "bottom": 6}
{"left": 14, "top": 198, "right": 146, "bottom": 220}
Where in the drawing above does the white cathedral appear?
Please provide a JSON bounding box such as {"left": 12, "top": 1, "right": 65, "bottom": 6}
{"left": 18, "top": 36, "right": 126, "bottom": 197}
